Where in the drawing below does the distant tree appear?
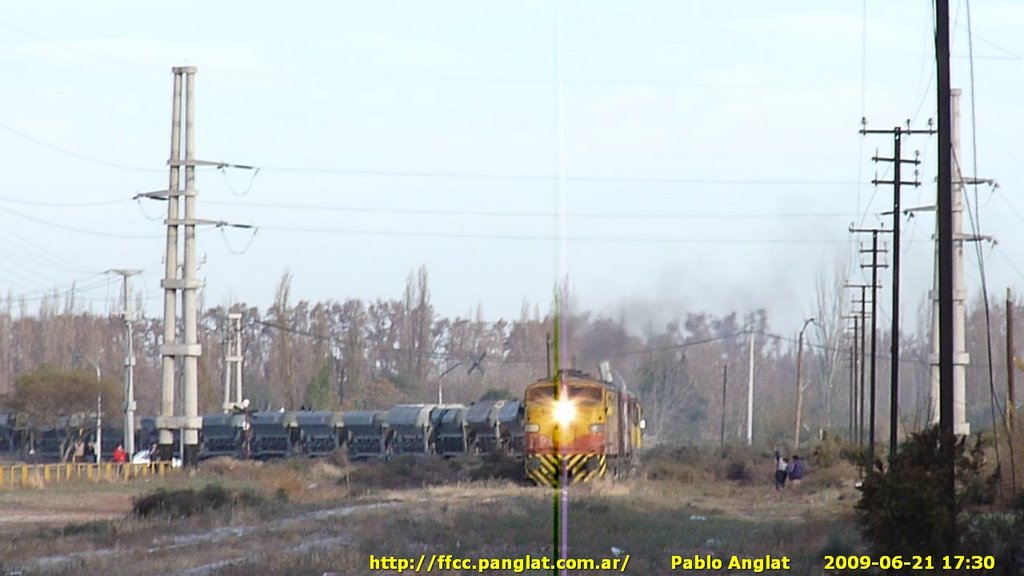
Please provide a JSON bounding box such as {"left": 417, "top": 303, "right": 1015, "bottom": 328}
{"left": 9, "top": 365, "right": 121, "bottom": 458}
{"left": 270, "top": 270, "right": 296, "bottom": 408}
{"left": 304, "top": 360, "right": 336, "bottom": 410}
{"left": 479, "top": 388, "right": 515, "bottom": 401}
{"left": 10, "top": 365, "right": 120, "bottom": 422}
{"left": 635, "top": 326, "right": 708, "bottom": 443}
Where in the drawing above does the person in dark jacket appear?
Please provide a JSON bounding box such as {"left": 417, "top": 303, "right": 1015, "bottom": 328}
{"left": 788, "top": 454, "right": 805, "bottom": 485}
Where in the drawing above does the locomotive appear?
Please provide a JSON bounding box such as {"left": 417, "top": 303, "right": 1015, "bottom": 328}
{"left": 523, "top": 369, "right": 644, "bottom": 486}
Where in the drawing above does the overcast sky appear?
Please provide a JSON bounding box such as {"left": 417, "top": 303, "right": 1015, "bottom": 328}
{"left": 0, "top": 1, "right": 1022, "bottom": 337}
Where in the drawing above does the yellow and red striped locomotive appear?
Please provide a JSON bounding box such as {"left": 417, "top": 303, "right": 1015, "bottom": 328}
{"left": 524, "top": 369, "right": 643, "bottom": 486}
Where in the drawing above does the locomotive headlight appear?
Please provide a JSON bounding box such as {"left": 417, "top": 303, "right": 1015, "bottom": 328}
{"left": 553, "top": 398, "right": 577, "bottom": 426}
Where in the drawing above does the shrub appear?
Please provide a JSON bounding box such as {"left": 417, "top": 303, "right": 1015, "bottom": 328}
{"left": 725, "top": 460, "right": 751, "bottom": 482}
{"left": 133, "top": 484, "right": 264, "bottom": 519}
{"left": 856, "top": 426, "right": 995, "bottom": 558}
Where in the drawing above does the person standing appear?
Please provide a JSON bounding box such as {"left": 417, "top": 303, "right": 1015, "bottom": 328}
{"left": 774, "top": 449, "right": 788, "bottom": 490}
{"left": 73, "top": 438, "right": 86, "bottom": 464}
{"left": 112, "top": 444, "right": 127, "bottom": 464}
{"left": 788, "top": 454, "right": 805, "bottom": 486}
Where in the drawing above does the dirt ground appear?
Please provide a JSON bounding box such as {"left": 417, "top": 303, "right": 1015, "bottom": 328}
{"left": 0, "top": 485, "right": 134, "bottom": 529}
{"left": 0, "top": 456, "right": 863, "bottom": 576}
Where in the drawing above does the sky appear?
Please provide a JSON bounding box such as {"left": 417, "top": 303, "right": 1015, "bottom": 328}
{"left": 0, "top": 1, "right": 1022, "bottom": 338}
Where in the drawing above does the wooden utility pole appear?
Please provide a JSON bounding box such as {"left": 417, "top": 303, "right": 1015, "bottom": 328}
{"left": 850, "top": 227, "right": 889, "bottom": 471}
{"left": 720, "top": 361, "right": 727, "bottom": 449}
{"left": 1008, "top": 288, "right": 1015, "bottom": 433}
{"left": 842, "top": 313, "right": 860, "bottom": 442}
{"left": 794, "top": 318, "right": 815, "bottom": 450}
{"left": 861, "top": 122, "right": 933, "bottom": 464}
{"left": 846, "top": 283, "right": 871, "bottom": 449}
{"left": 935, "top": 0, "right": 957, "bottom": 549}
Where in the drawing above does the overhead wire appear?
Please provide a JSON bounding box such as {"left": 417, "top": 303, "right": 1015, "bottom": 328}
{"left": 960, "top": 0, "right": 1013, "bottom": 495}
{"left": 0, "top": 195, "right": 131, "bottom": 208}
{"left": 204, "top": 199, "right": 862, "bottom": 221}
{"left": 0, "top": 224, "right": 96, "bottom": 274}
{"left": 255, "top": 224, "right": 852, "bottom": 245}
{"left": 0, "top": 205, "right": 163, "bottom": 239}
{"left": 253, "top": 164, "right": 858, "bottom": 187}
{"left": 0, "top": 120, "right": 162, "bottom": 174}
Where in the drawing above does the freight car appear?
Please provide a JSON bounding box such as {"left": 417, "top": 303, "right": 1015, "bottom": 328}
{"left": 388, "top": 404, "right": 438, "bottom": 455}
{"left": 199, "top": 413, "right": 244, "bottom": 460}
{"left": 465, "top": 400, "right": 505, "bottom": 453}
{"left": 293, "top": 410, "right": 345, "bottom": 457}
{"left": 249, "top": 411, "right": 297, "bottom": 460}
{"left": 0, "top": 413, "right": 25, "bottom": 454}
{"left": 344, "top": 410, "right": 390, "bottom": 460}
{"left": 523, "top": 369, "right": 643, "bottom": 486}
{"left": 432, "top": 405, "right": 469, "bottom": 457}
{"left": 497, "top": 400, "right": 525, "bottom": 453}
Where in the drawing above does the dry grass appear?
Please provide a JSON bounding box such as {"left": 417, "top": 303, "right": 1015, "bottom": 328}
{"left": 0, "top": 448, "right": 866, "bottom": 575}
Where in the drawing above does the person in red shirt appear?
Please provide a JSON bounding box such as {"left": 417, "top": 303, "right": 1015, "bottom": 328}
{"left": 112, "top": 444, "right": 128, "bottom": 464}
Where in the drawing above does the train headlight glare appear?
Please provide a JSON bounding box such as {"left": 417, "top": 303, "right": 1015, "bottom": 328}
{"left": 525, "top": 423, "right": 540, "bottom": 433}
{"left": 554, "top": 399, "right": 577, "bottom": 425}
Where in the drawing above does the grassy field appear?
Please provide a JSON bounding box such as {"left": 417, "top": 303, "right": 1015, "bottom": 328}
{"left": 0, "top": 448, "right": 865, "bottom": 576}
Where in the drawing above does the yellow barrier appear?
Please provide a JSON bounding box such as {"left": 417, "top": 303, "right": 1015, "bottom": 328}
{"left": 0, "top": 462, "right": 174, "bottom": 489}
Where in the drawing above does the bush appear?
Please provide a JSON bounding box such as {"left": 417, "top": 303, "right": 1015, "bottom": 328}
{"left": 725, "top": 460, "right": 751, "bottom": 482}
{"left": 133, "top": 484, "right": 264, "bottom": 519}
{"left": 856, "top": 426, "right": 995, "bottom": 558}
{"left": 961, "top": 511, "right": 1024, "bottom": 574}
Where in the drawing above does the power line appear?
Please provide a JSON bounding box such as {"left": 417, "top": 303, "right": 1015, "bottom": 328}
{"left": 254, "top": 164, "right": 859, "bottom": 187}
{"left": 256, "top": 225, "right": 853, "bottom": 245}
{"left": 0, "top": 205, "right": 165, "bottom": 239}
{"left": 0, "top": 120, "right": 162, "bottom": 173}
{"left": 205, "top": 199, "right": 861, "bottom": 221}
{"left": 0, "top": 195, "right": 132, "bottom": 208}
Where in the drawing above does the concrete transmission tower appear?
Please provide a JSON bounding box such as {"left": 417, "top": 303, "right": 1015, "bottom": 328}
{"left": 223, "top": 312, "right": 244, "bottom": 412}
{"left": 109, "top": 268, "right": 141, "bottom": 457}
{"left": 928, "top": 88, "right": 993, "bottom": 437}
{"left": 138, "top": 67, "right": 254, "bottom": 466}
{"left": 148, "top": 66, "right": 202, "bottom": 466}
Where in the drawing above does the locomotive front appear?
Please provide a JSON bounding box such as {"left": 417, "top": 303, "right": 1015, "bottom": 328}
{"left": 524, "top": 371, "right": 608, "bottom": 486}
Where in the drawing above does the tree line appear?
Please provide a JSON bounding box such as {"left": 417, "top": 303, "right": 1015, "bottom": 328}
{"left": 0, "top": 266, "right": 1019, "bottom": 447}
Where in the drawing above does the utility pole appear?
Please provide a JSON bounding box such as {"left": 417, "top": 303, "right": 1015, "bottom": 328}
{"left": 794, "top": 318, "right": 815, "bottom": 450}
{"left": 842, "top": 313, "right": 860, "bottom": 442}
{"left": 862, "top": 121, "right": 933, "bottom": 464}
{"left": 108, "top": 269, "right": 141, "bottom": 457}
{"left": 138, "top": 67, "right": 254, "bottom": 466}
{"left": 849, "top": 342, "right": 856, "bottom": 441}
{"left": 72, "top": 353, "right": 102, "bottom": 463}
{"left": 720, "top": 359, "right": 728, "bottom": 449}
{"left": 1007, "top": 288, "right": 1015, "bottom": 434}
{"left": 928, "top": 89, "right": 992, "bottom": 438}
{"left": 746, "top": 329, "right": 755, "bottom": 446}
{"left": 850, "top": 226, "right": 890, "bottom": 471}
{"left": 935, "top": 0, "right": 956, "bottom": 548}
{"left": 546, "top": 332, "right": 553, "bottom": 379}
{"left": 846, "top": 283, "right": 871, "bottom": 450}
{"left": 223, "top": 312, "right": 244, "bottom": 412}
{"left": 1007, "top": 288, "right": 1019, "bottom": 495}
